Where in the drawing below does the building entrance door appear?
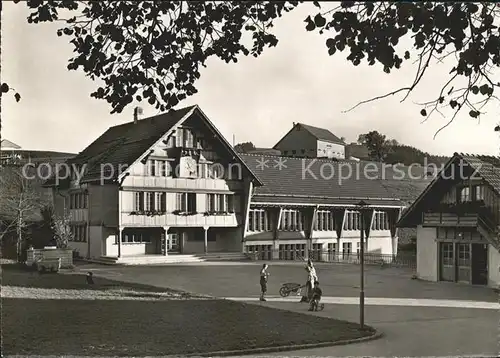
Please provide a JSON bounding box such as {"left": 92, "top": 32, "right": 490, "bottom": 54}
{"left": 471, "top": 243, "right": 488, "bottom": 285}
{"left": 167, "top": 233, "right": 180, "bottom": 253}
{"left": 439, "top": 242, "right": 454, "bottom": 281}
{"left": 455, "top": 243, "right": 471, "bottom": 283}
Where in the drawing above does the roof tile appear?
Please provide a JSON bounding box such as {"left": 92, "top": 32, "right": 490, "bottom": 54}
{"left": 239, "top": 154, "right": 410, "bottom": 206}
{"left": 45, "top": 106, "right": 195, "bottom": 185}
{"left": 298, "top": 123, "right": 345, "bottom": 145}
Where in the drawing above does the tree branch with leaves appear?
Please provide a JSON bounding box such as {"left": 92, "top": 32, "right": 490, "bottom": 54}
{"left": 9, "top": 1, "right": 499, "bottom": 134}
{"left": 306, "top": 2, "right": 499, "bottom": 133}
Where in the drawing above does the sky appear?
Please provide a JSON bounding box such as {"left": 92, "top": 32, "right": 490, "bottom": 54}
{"left": 2, "top": 2, "right": 499, "bottom": 156}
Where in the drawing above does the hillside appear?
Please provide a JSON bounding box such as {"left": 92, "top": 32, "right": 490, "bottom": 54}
{"left": 385, "top": 144, "right": 449, "bottom": 166}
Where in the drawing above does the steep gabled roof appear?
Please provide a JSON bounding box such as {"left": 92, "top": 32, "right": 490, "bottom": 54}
{"left": 397, "top": 152, "right": 500, "bottom": 227}
{"left": 298, "top": 123, "right": 345, "bottom": 145}
{"left": 45, "top": 105, "right": 262, "bottom": 186}
{"left": 273, "top": 123, "right": 346, "bottom": 150}
{"left": 239, "top": 153, "right": 406, "bottom": 207}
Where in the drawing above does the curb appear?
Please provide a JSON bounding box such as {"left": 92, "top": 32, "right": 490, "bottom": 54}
{"left": 178, "top": 329, "right": 383, "bottom": 357}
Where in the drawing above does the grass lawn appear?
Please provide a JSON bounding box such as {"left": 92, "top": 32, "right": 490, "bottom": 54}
{"left": 0, "top": 263, "right": 191, "bottom": 294}
{"left": 1, "top": 264, "right": 375, "bottom": 356}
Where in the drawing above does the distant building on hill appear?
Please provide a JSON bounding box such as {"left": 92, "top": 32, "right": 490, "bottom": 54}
{"left": 273, "top": 122, "right": 346, "bottom": 160}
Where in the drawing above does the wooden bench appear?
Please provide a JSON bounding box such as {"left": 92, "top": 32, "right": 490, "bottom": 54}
{"left": 36, "top": 258, "right": 61, "bottom": 273}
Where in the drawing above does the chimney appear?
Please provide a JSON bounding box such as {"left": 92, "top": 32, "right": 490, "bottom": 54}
{"left": 133, "top": 106, "right": 143, "bottom": 124}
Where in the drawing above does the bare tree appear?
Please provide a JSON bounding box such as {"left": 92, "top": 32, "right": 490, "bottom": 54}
{"left": 0, "top": 166, "right": 45, "bottom": 262}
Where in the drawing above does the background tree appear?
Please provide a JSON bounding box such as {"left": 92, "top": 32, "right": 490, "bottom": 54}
{"left": 12, "top": 1, "right": 497, "bottom": 133}
{"left": 386, "top": 139, "right": 399, "bottom": 147}
{"left": 358, "top": 131, "right": 450, "bottom": 165}
{"left": 35, "top": 205, "right": 57, "bottom": 249}
{"left": 0, "top": 167, "right": 45, "bottom": 262}
{"left": 362, "top": 131, "right": 390, "bottom": 162}
{"left": 234, "top": 141, "right": 256, "bottom": 153}
{"left": 356, "top": 134, "right": 367, "bottom": 145}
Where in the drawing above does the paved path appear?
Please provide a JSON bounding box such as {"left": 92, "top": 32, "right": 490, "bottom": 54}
{"left": 76, "top": 262, "right": 500, "bottom": 302}
{"left": 226, "top": 296, "right": 500, "bottom": 309}
{"left": 75, "top": 262, "right": 500, "bottom": 357}
{"left": 229, "top": 298, "right": 500, "bottom": 357}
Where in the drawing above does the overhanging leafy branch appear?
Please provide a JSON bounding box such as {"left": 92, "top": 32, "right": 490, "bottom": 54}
{"left": 305, "top": 2, "right": 499, "bottom": 132}
{"left": 24, "top": 0, "right": 300, "bottom": 114}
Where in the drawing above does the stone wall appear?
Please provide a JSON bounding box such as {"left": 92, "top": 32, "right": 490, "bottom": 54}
{"left": 26, "top": 247, "right": 73, "bottom": 268}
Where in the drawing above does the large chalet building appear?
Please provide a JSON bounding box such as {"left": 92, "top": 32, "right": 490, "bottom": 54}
{"left": 398, "top": 153, "right": 500, "bottom": 287}
{"left": 44, "top": 105, "right": 406, "bottom": 262}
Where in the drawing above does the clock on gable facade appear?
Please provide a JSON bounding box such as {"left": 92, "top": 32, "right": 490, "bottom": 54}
{"left": 179, "top": 156, "right": 198, "bottom": 178}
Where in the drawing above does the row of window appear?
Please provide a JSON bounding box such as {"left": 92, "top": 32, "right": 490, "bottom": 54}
{"left": 247, "top": 209, "right": 391, "bottom": 232}
{"left": 69, "top": 192, "right": 88, "bottom": 209}
{"left": 459, "top": 185, "right": 484, "bottom": 203}
{"left": 146, "top": 159, "right": 238, "bottom": 179}
{"left": 343, "top": 211, "right": 390, "bottom": 231}
{"left": 281, "top": 148, "right": 342, "bottom": 156}
{"left": 165, "top": 127, "right": 208, "bottom": 149}
{"left": 206, "top": 193, "right": 235, "bottom": 213}
{"left": 248, "top": 210, "right": 273, "bottom": 232}
{"left": 134, "top": 192, "right": 167, "bottom": 212}
{"left": 70, "top": 225, "right": 87, "bottom": 242}
{"left": 133, "top": 192, "right": 235, "bottom": 213}
{"left": 121, "top": 232, "right": 153, "bottom": 244}
{"left": 281, "top": 210, "right": 306, "bottom": 231}
{"left": 314, "top": 210, "right": 336, "bottom": 231}
{"left": 246, "top": 242, "right": 367, "bottom": 261}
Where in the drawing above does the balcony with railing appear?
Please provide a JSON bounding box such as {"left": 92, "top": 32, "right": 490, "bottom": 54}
{"left": 122, "top": 176, "right": 243, "bottom": 191}
{"left": 422, "top": 212, "right": 478, "bottom": 227}
{"left": 423, "top": 200, "right": 499, "bottom": 228}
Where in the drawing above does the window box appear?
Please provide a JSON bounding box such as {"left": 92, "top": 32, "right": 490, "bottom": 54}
{"left": 172, "top": 210, "right": 197, "bottom": 216}
{"left": 129, "top": 210, "right": 166, "bottom": 216}
{"left": 203, "top": 211, "right": 233, "bottom": 216}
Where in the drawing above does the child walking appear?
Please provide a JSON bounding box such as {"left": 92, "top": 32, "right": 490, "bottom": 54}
{"left": 260, "top": 263, "right": 270, "bottom": 301}
{"left": 308, "top": 281, "right": 323, "bottom": 311}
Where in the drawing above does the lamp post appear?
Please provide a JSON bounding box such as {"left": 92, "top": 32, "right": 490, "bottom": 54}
{"left": 356, "top": 200, "right": 368, "bottom": 329}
